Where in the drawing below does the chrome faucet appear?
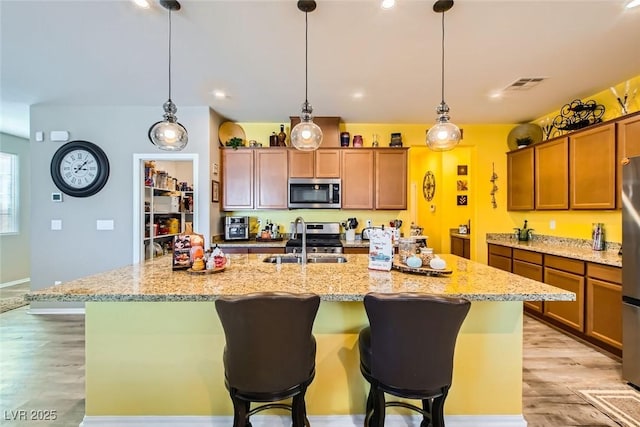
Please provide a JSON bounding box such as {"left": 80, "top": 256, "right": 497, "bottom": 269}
{"left": 293, "top": 216, "right": 307, "bottom": 265}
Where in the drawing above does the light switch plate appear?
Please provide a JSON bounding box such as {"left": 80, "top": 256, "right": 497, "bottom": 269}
{"left": 35, "top": 131, "right": 44, "bottom": 142}
{"left": 51, "top": 219, "right": 62, "bottom": 230}
{"left": 96, "top": 219, "right": 114, "bottom": 230}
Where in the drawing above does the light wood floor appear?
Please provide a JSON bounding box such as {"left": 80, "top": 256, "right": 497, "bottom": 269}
{"left": 0, "top": 306, "right": 632, "bottom": 426}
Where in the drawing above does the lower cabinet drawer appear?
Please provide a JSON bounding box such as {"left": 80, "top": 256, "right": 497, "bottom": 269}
{"left": 489, "top": 253, "right": 512, "bottom": 272}
{"left": 544, "top": 267, "right": 584, "bottom": 332}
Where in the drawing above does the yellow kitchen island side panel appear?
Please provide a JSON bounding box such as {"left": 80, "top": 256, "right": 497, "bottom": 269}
{"left": 85, "top": 300, "right": 523, "bottom": 416}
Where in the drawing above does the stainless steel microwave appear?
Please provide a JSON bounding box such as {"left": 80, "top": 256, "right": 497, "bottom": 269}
{"left": 288, "top": 178, "right": 341, "bottom": 209}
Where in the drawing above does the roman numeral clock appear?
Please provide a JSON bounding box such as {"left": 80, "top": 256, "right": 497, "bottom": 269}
{"left": 50, "top": 140, "right": 110, "bottom": 197}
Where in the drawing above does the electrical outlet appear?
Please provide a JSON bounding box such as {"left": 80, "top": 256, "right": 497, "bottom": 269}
{"left": 54, "top": 281, "right": 62, "bottom": 285}
{"left": 550, "top": 219, "right": 556, "bottom": 230}
{"left": 366, "top": 219, "right": 372, "bottom": 228}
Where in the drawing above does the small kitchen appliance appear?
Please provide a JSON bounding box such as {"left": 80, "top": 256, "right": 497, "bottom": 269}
{"left": 285, "top": 222, "right": 343, "bottom": 254}
{"left": 288, "top": 178, "right": 341, "bottom": 209}
{"left": 224, "top": 216, "right": 251, "bottom": 241}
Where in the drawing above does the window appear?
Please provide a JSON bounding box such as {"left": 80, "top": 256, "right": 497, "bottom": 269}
{"left": 0, "top": 152, "right": 18, "bottom": 234}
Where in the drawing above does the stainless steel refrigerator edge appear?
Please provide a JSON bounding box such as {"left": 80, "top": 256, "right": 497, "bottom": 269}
{"left": 622, "top": 156, "right": 640, "bottom": 389}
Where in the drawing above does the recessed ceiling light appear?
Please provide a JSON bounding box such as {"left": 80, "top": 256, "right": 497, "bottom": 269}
{"left": 381, "top": 0, "right": 396, "bottom": 10}
{"left": 489, "top": 91, "right": 503, "bottom": 100}
{"left": 352, "top": 92, "right": 364, "bottom": 99}
{"left": 212, "top": 90, "right": 226, "bottom": 99}
{"left": 626, "top": 0, "right": 640, "bottom": 8}
{"left": 132, "top": 0, "right": 150, "bottom": 9}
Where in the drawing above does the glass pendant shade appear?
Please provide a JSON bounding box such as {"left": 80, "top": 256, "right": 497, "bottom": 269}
{"left": 149, "top": 100, "right": 188, "bottom": 151}
{"left": 426, "top": 102, "right": 460, "bottom": 151}
{"left": 291, "top": 103, "right": 323, "bottom": 151}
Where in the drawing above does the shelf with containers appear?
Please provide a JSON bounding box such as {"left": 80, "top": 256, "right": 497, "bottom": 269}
{"left": 144, "top": 186, "right": 194, "bottom": 259}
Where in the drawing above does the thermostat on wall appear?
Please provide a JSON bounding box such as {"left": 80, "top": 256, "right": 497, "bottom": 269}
{"left": 50, "top": 131, "right": 70, "bottom": 142}
{"left": 51, "top": 192, "right": 63, "bottom": 202}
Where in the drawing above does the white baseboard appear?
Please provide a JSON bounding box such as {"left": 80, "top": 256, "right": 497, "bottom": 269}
{"left": 80, "top": 414, "right": 527, "bottom": 427}
{"left": 0, "top": 277, "right": 29, "bottom": 288}
{"left": 27, "top": 307, "right": 85, "bottom": 315}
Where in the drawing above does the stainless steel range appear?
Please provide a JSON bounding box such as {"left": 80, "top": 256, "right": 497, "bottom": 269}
{"left": 285, "top": 222, "right": 343, "bottom": 254}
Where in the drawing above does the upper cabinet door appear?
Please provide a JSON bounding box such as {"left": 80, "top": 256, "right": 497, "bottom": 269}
{"left": 288, "top": 150, "right": 315, "bottom": 178}
{"left": 507, "top": 147, "right": 534, "bottom": 211}
{"left": 616, "top": 112, "right": 640, "bottom": 208}
{"left": 375, "top": 149, "right": 407, "bottom": 210}
{"left": 535, "top": 137, "right": 569, "bottom": 209}
{"left": 222, "top": 149, "right": 254, "bottom": 210}
{"left": 255, "top": 149, "right": 288, "bottom": 209}
{"left": 570, "top": 123, "right": 616, "bottom": 209}
{"left": 315, "top": 149, "right": 341, "bottom": 178}
{"left": 341, "top": 150, "right": 374, "bottom": 209}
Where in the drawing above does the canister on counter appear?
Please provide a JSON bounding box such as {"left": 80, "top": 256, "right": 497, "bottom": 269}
{"left": 398, "top": 237, "right": 417, "bottom": 264}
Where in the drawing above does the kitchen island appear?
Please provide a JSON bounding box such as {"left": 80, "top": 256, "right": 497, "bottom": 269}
{"left": 27, "top": 253, "right": 574, "bottom": 427}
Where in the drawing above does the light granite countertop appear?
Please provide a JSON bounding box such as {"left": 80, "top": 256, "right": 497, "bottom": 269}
{"left": 26, "top": 253, "right": 574, "bottom": 303}
{"left": 486, "top": 233, "right": 622, "bottom": 267}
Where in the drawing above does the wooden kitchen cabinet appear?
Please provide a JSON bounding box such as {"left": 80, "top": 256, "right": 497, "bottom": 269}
{"left": 535, "top": 137, "right": 569, "bottom": 209}
{"left": 221, "top": 148, "right": 287, "bottom": 210}
{"left": 255, "top": 149, "right": 288, "bottom": 209}
{"left": 288, "top": 149, "right": 341, "bottom": 178}
{"left": 570, "top": 123, "right": 616, "bottom": 209}
{"left": 616, "top": 112, "right": 640, "bottom": 208}
{"left": 512, "top": 249, "right": 544, "bottom": 313}
{"left": 488, "top": 244, "right": 512, "bottom": 272}
{"left": 586, "top": 263, "right": 622, "bottom": 350}
{"left": 341, "top": 150, "right": 375, "bottom": 209}
{"left": 451, "top": 235, "right": 470, "bottom": 259}
{"left": 543, "top": 255, "right": 585, "bottom": 332}
{"left": 375, "top": 149, "right": 407, "bottom": 209}
{"left": 222, "top": 149, "right": 254, "bottom": 210}
{"left": 507, "top": 147, "right": 534, "bottom": 211}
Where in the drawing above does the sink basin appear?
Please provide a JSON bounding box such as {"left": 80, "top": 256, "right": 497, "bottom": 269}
{"left": 262, "top": 255, "right": 348, "bottom": 264}
{"left": 306, "top": 256, "right": 348, "bottom": 264}
{"left": 262, "top": 255, "right": 302, "bottom": 264}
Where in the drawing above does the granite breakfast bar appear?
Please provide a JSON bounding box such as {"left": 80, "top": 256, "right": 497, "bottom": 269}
{"left": 27, "top": 253, "right": 574, "bottom": 427}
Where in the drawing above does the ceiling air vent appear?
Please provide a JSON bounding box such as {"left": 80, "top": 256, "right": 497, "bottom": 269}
{"left": 503, "top": 77, "right": 547, "bottom": 91}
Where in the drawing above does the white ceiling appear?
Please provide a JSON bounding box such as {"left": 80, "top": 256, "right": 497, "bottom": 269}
{"left": 1, "top": 0, "right": 639, "bottom": 139}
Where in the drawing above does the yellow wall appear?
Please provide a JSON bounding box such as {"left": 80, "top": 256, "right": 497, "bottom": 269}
{"left": 228, "top": 76, "right": 638, "bottom": 263}
{"left": 85, "top": 300, "right": 523, "bottom": 416}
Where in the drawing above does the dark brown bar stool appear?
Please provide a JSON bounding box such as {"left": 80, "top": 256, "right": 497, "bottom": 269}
{"left": 215, "top": 292, "right": 321, "bottom": 427}
{"left": 358, "top": 292, "right": 471, "bottom": 427}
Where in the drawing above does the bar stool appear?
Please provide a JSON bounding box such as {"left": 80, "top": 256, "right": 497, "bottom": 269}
{"left": 215, "top": 292, "right": 321, "bottom": 427}
{"left": 358, "top": 292, "right": 471, "bottom": 427}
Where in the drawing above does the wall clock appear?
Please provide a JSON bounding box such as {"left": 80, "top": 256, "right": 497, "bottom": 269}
{"left": 50, "top": 140, "right": 110, "bottom": 197}
{"left": 423, "top": 171, "right": 435, "bottom": 201}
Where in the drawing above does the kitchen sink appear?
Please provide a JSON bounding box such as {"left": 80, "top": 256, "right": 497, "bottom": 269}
{"left": 262, "top": 255, "right": 303, "bottom": 264}
{"left": 262, "top": 255, "right": 348, "bottom": 264}
{"left": 306, "top": 255, "right": 348, "bottom": 263}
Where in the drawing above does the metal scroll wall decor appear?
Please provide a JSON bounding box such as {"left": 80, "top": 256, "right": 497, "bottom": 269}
{"left": 490, "top": 162, "right": 498, "bottom": 209}
{"left": 548, "top": 99, "right": 605, "bottom": 138}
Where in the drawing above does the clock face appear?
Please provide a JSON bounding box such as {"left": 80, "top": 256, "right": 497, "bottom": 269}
{"left": 58, "top": 149, "right": 99, "bottom": 188}
{"left": 51, "top": 140, "right": 110, "bottom": 197}
{"left": 423, "top": 171, "right": 436, "bottom": 201}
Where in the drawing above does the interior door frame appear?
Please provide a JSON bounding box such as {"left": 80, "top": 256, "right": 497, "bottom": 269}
{"left": 132, "top": 153, "right": 199, "bottom": 264}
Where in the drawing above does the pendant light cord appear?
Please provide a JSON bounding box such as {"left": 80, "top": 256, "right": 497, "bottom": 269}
{"left": 168, "top": 8, "right": 173, "bottom": 101}
{"left": 305, "top": 11, "right": 309, "bottom": 105}
{"left": 440, "top": 10, "right": 445, "bottom": 104}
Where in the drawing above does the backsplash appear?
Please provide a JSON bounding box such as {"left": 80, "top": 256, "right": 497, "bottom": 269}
{"left": 486, "top": 233, "right": 621, "bottom": 253}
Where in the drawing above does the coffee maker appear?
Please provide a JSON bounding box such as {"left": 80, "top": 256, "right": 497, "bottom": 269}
{"left": 224, "top": 216, "right": 252, "bottom": 241}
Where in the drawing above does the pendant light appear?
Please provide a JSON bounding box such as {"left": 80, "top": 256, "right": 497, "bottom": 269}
{"left": 291, "top": 0, "right": 323, "bottom": 152}
{"left": 426, "top": 0, "right": 461, "bottom": 152}
{"left": 148, "top": 0, "right": 188, "bottom": 151}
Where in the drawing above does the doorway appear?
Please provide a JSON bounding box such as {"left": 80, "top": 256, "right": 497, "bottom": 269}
{"left": 132, "top": 153, "right": 199, "bottom": 264}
